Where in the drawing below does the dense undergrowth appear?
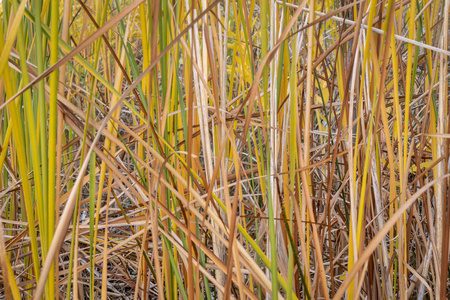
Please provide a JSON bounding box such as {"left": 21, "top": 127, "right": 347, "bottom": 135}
{"left": 0, "top": 0, "right": 449, "bottom": 298}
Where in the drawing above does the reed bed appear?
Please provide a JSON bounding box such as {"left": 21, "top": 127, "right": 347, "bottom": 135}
{"left": 0, "top": 0, "right": 449, "bottom": 298}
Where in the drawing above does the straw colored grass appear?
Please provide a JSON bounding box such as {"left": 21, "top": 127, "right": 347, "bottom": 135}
{"left": 0, "top": 0, "right": 449, "bottom": 298}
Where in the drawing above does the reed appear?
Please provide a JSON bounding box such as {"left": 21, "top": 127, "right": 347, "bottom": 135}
{"left": 0, "top": 0, "right": 449, "bottom": 298}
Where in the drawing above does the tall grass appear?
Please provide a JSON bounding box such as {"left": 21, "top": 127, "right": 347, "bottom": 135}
{"left": 0, "top": 0, "right": 449, "bottom": 298}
